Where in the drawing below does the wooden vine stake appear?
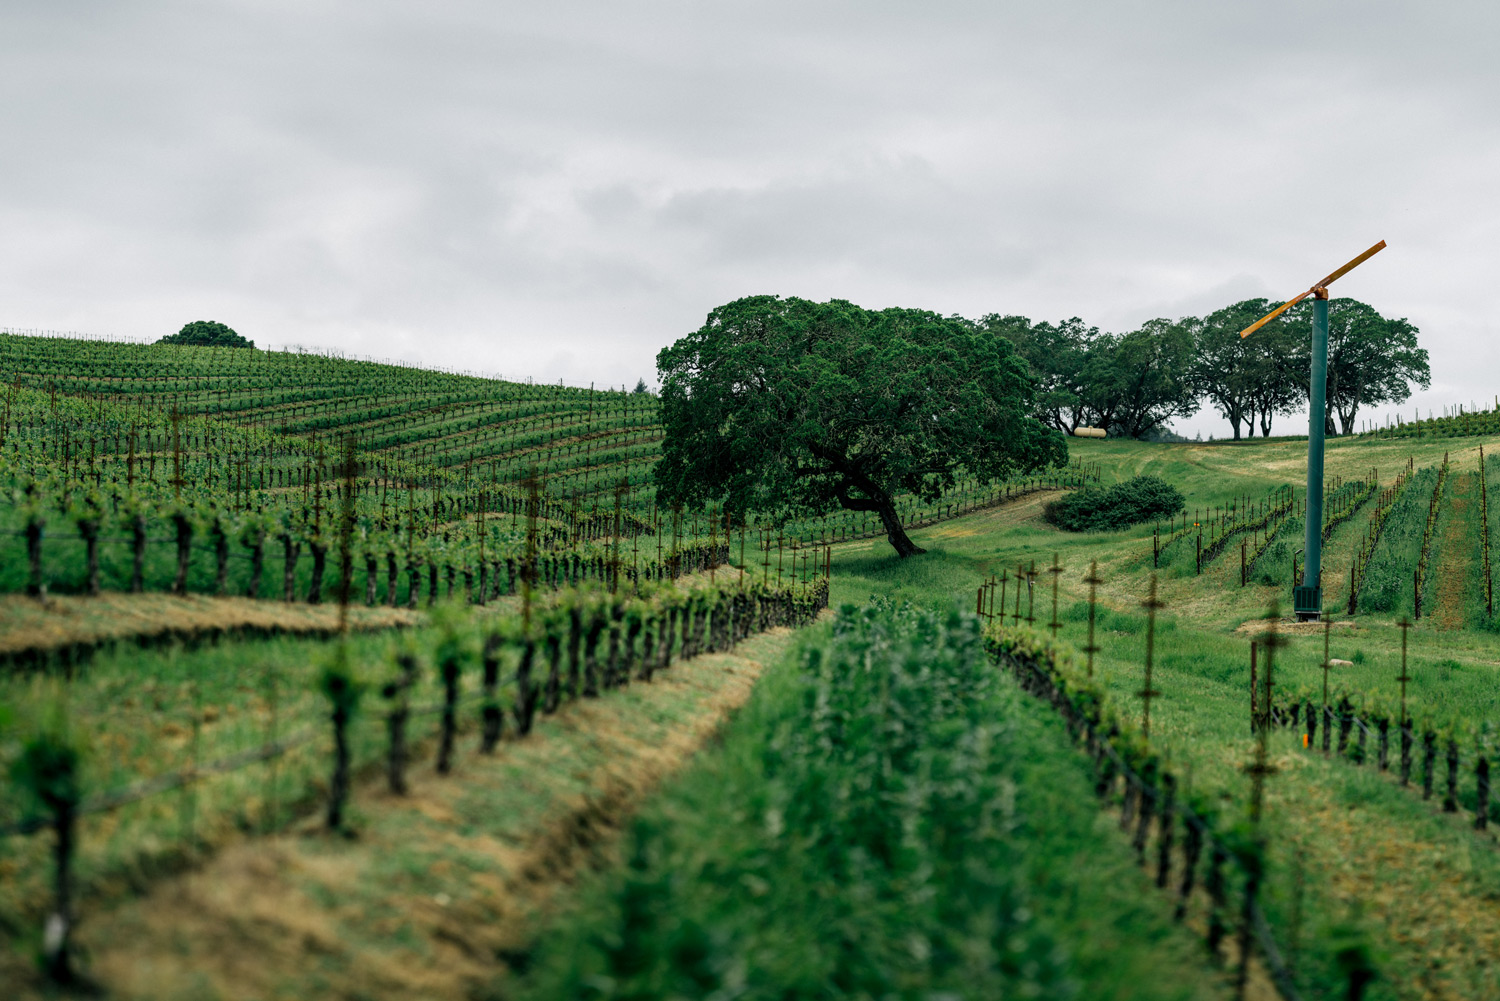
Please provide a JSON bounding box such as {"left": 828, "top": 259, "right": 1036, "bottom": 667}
{"left": 1397, "top": 617, "right": 1413, "bottom": 786}
{"left": 322, "top": 436, "right": 363, "bottom": 833}
{"left": 1138, "top": 574, "right": 1163, "bottom": 741}
{"left": 1321, "top": 618, "right": 1332, "bottom": 753}
{"left": 1481, "top": 444, "right": 1493, "bottom": 617}
{"left": 1238, "top": 601, "right": 1283, "bottom": 1000}
{"left": 1047, "top": 553, "right": 1063, "bottom": 638}
{"left": 16, "top": 699, "right": 83, "bottom": 984}
{"left": 611, "top": 477, "right": 625, "bottom": 593}
{"left": 523, "top": 469, "right": 540, "bottom": 632}
{"left": 1082, "top": 561, "right": 1102, "bottom": 679}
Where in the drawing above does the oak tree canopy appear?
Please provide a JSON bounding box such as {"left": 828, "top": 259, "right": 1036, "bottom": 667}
{"left": 654, "top": 296, "right": 1066, "bottom": 557}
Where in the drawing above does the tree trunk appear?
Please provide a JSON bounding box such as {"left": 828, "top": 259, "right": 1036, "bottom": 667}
{"left": 307, "top": 542, "right": 327, "bottom": 604}
{"left": 481, "top": 636, "right": 503, "bottom": 753}
{"left": 282, "top": 537, "right": 300, "bottom": 602}
{"left": 514, "top": 640, "right": 538, "bottom": 735}
{"left": 327, "top": 704, "right": 351, "bottom": 830}
{"left": 437, "top": 658, "right": 459, "bottom": 774}
{"left": 246, "top": 532, "right": 264, "bottom": 599}
{"left": 876, "top": 498, "right": 925, "bottom": 557}
{"left": 79, "top": 520, "right": 100, "bottom": 597}
{"left": 544, "top": 634, "right": 562, "bottom": 712}
{"left": 131, "top": 515, "right": 147, "bottom": 593}
{"left": 213, "top": 522, "right": 230, "bottom": 596}
{"left": 172, "top": 514, "right": 192, "bottom": 596}
{"left": 44, "top": 801, "right": 75, "bottom": 983}
{"left": 566, "top": 607, "right": 583, "bottom": 698}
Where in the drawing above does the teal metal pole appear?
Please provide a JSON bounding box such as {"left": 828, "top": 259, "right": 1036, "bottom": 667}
{"left": 1299, "top": 291, "right": 1329, "bottom": 619}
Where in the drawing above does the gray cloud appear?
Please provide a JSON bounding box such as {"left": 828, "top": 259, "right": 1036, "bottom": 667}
{"left": 0, "top": 1, "right": 1496, "bottom": 430}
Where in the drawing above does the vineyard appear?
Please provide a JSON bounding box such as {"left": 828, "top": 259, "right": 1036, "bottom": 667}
{"left": 6, "top": 329, "right": 1500, "bottom": 1000}
{"left": 1, "top": 330, "right": 1098, "bottom": 997}
{"left": 1364, "top": 399, "right": 1500, "bottom": 441}
{"left": 0, "top": 334, "right": 1093, "bottom": 610}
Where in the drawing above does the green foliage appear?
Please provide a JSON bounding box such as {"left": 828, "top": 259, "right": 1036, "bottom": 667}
{"left": 1196, "top": 297, "right": 1429, "bottom": 439}
{"left": 1042, "top": 475, "right": 1184, "bottom": 532}
{"left": 1288, "top": 297, "right": 1430, "bottom": 436}
{"left": 1325, "top": 909, "right": 1381, "bottom": 993}
{"left": 10, "top": 704, "right": 82, "bottom": 812}
{"left": 1190, "top": 299, "right": 1303, "bottom": 440}
{"left": 1374, "top": 406, "right": 1500, "bottom": 440}
{"left": 511, "top": 603, "right": 1215, "bottom": 1000}
{"left": 655, "top": 296, "right": 1066, "bottom": 555}
{"left": 1358, "top": 467, "right": 1439, "bottom": 614}
{"left": 158, "top": 320, "right": 255, "bottom": 349}
{"left": 1250, "top": 516, "right": 1301, "bottom": 587}
{"left": 430, "top": 602, "right": 476, "bottom": 680}
{"left": 990, "top": 314, "right": 1200, "bottom": 438}
{"left": 318, "top": 647, "right": 365, "bottom": 717}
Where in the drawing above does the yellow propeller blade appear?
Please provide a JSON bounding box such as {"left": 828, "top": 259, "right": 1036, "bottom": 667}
{"left": 1239, "top": 240, "right": 1387, "bottom": 338}
{"left": 1239, "top": 289, "right": 1314, "bottom": 340}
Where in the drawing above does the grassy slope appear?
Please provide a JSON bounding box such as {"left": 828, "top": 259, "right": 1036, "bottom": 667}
{"left": 0, "top": 334, "right": 1080, "bottom": 549}
{"left": 823, "top": 432, "right": 1500, "bottom": 1000}
{"left": 8, "top": 626, "right": 796, "bottom": 1000}
{"left": 505, "top": 609, "right": 1227, "bottom": 1001}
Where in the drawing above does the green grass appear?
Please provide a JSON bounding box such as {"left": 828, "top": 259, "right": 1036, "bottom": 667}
{"left": 0, "top": 626, "right": 444, "bottom": 939}
{"left": 503, "top": 604, "right": 1224, "bottom": 1000}
{"left": 1356, "top": 466, "right": 1438, "bottom": 616}
{"left": 0, "top": 577, "right": 794, "bottom": 950}
{"left": 813, "top": 434, "right": 1500, "bottom": 999}
{"left": 6, "top": 617, "right": 804, "bottom": 1000}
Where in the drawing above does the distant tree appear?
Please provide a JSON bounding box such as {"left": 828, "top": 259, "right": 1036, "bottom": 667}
{"left": 1243, "top": 312, "right": 1305, "bottom": 437}
{"left": 158, "top": 320, "right": 254, "bottom": 349}
{"left": 997, "top": 314, "right": 1196, "bottom": 439}
{"left": 1189, "top": 302, "right": 1261, "bottom": 440}
{"left": 631, "top": 378, "right": 649, "bottom": 394}
{"left": 655, "top": 296, "right": 1066, "bottom": 557}
{"left": 985, "top": 315, "right": 1096, "bottom": 433}
{"left": 1286, "top": 298, "right": 1430, "bottom": 435}
{"left": 1084, "top": 319, "right": 1199, "bottom": 439}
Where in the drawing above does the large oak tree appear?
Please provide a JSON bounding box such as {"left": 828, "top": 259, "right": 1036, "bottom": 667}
{"left": 1287, "top": 298, "right": 1430, "bottom": 435}
{"left": 654, "top": 296, "right": 1066, "bottom": 558}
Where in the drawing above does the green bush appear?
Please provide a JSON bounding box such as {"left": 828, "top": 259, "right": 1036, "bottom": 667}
{"left": 1043, "top": 475, "right": 1184, "bottom": 532}
{"left": 158, "top": 320, "right": 254, "bottom": 349}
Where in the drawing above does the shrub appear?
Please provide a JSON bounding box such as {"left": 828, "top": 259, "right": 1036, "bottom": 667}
{"left": 158, "top": 321, "right": 254, "bottom": 349}
{"left": 1043, "top": 475, "right": 1184, "bottom": 532}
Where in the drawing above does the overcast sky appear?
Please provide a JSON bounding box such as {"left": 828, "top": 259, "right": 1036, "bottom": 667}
{"left": 2, "top": 1, "right": 1496, "bottom": 438}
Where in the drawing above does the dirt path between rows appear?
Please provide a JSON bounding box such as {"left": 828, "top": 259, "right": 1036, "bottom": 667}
{"left": 1434, "top": 472, "right": 1474, "bottom": 630}
{"left": 20, "top": 629, "right": 794, "bottom": 1001}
